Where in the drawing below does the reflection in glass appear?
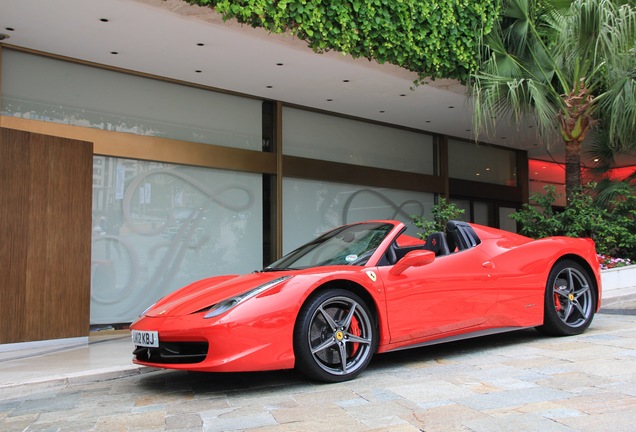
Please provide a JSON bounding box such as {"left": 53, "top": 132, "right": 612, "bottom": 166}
{"left": 268, "top": 222, "right": 393, "bottom": 269}
{"left": 91, "top": 157, "right": 262, "bottom": 326}
{"left": 282, "top": 178, "right": 433, "bottom": 253}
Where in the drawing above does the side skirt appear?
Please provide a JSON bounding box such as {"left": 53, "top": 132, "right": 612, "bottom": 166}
{"left": 382, "top": 326, "right": 534, "bottom": 353}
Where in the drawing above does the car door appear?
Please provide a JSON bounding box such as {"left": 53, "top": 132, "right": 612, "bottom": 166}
{"left": 377, "top": 247, "right": 499, "bottom": 344}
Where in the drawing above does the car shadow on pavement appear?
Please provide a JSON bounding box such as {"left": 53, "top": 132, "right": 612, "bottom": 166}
{"left": 135, "top": 327, "right": 545, "bottom": 394}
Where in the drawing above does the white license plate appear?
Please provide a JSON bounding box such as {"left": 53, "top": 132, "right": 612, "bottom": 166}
{"left": 131, "top": 330, "right": 159, "bottom": 347}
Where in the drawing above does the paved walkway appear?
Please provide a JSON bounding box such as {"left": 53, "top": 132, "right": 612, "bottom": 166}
{"left": 0, "top": 288, "right": 634, "bottom": 431}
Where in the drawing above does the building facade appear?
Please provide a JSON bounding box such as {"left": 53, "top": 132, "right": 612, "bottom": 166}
{"left": 0, "top": 46, "right": 528, "bottom": 344}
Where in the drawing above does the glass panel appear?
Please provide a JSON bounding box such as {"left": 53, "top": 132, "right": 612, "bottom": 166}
{"left": 499, "top": 207, "right": 518, "bottom": 232}
{"left": 283, "top": 107, "right": 434, "bottom": 174}
{"left": 528, "top": 160, "right": 566, "bottom": 206}
{"left": 473, "top": 201, "right": 490, "bottom": 225}
{"left": 448, "top": 139, "right": 517, "bottom": 186}
{"left": 91, "top": 157, "right": 262, "bottom": 326}
{"left": 269, "top": 222, "right": 394, "bottom": 269}
{"left": 449, "top": 198, "right": 470, "bottom": 222}
{"left": 282, "top": 178, "right": 433, "bottom": 253}
{"left": 1, "top": 50, "right": 262, "bottom": 150}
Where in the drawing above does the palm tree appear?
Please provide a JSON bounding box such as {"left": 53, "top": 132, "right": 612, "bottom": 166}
{"left": 470, "top": 0, "right": 636, "bottom": 203}
{"left": 587, "top": 124, "right": 636, "bottom": 206}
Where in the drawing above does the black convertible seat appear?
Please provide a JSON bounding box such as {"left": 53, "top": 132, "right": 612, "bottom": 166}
{"left": 446, "top": 220, "right": 481, "bottom": 251}
{"left": 425, "top": 232, "right": 450, "bottom": 256}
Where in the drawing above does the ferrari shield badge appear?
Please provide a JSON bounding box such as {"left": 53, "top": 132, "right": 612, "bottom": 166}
{"left": 366, "top": 270, "right": 377, "bottom": 282}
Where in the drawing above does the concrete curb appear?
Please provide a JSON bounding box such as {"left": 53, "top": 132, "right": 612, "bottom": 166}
{"left": 0, "top": 365, "right": 159, "bottom": 402}
{"left": 601, "top": 286, "right": 636, "bottom": 307}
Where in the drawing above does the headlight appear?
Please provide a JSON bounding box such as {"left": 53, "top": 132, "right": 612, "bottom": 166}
{"left": 139, "top": 301, "right": 158, "bottom": 317}
{"left": 204, "top": 276, "right": 291, "bottom": 319}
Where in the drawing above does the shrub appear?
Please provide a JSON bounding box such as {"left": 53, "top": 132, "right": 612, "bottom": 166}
{"left": 412, "top": 198, "right": 465, "bottom": 240}
{"left": 510, "top": 185, "right": 636, "bottom": 262}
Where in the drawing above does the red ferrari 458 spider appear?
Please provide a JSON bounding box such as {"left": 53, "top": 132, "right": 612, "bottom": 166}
{"left": 131, "top": 220, "right": 601, "bottom": 382}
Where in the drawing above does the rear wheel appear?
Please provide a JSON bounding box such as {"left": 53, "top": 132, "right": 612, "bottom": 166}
{"left": 294, "top": 289, "right": 377, "bottom": 382}
{"left": 537, "top": 260, "right": 596, "bottom": 336}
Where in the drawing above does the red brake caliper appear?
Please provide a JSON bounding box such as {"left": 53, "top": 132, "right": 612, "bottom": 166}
{"left": 554, "top": 284, "right": 563, "bottom": 312}
{"left": 349, "top": 316, "right": 361, "bottom": 357}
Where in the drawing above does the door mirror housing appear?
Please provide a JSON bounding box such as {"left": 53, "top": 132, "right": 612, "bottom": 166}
{"left": 389, "top": 249, "right": 435, "bottom": 275}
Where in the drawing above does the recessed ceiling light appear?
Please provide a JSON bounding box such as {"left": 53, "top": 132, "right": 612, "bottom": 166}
{"left": 276, "top": 63, "right": 284, "bottom": 66}
{"left": 326, "top": 99, "right": 333, "bottom": 102}
{"left": 110, "top": 51, "right": 118, "bottom": 55}
{"left": 343, "top": 79, "right": 350, "bottom": 83}
{"left": 197, "top": 43, "right": 204, "bottom": 46}
{"left": 266, "top": 85, "right": 273, "bottom": 88}
{"left": 100, "top": 18, "right": 109, "bottom": 23}
{"left": 195, "top": 70, "right": 202, "bottom": 73}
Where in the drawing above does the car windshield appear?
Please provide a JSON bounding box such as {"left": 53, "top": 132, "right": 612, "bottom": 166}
{"left": 264, "top": 222, "right": 394, "bottom": 270}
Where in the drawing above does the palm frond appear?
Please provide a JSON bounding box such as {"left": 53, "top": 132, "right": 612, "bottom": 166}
{"left": 471, "top": 0, "right": 636, "bottom": 175}
{"left": 599, "top": 72, "right": 636, "bottom": 151}
{"left": 594, "top": 179, "right": 635, "bottom": 207}
{"left": 587, "top": 128, "right": 616, "bottom": 167}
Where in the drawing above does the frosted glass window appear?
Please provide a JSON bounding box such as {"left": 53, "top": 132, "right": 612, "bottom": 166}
{"left": 283, "top": 107, "right": 434, "bottom": 174}
{"left": 282, "top": 178, "right": 434, "bottom": 253}
{"left": 449, "top": 199, "right": 470, "bottom": 222}
{"left": 91, "top": 157, "right": 262, "bottom": 325}
{"left": 499, "top": 207, "right": 518, "bottom": 232}
{"left": 448, "top": 139, "right": 517, "bottom": 186}
{"left": 1, "top": 50, "right": 261, "bottom": 150}
{"left": 473, "top": 201, "right": 490, "bottom": 225}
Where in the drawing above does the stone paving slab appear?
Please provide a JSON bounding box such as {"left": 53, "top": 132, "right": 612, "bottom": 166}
{"left": 0, "top": 312, "right": 635, "bottom": 431}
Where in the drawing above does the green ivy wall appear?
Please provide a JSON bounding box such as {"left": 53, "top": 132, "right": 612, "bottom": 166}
{"left": 186, "top": 0, "right": 500, "bottom": 82}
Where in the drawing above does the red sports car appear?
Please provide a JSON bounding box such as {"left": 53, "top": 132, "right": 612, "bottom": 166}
{"left": 130, "top": 220, "right": 601, "bottom": 382}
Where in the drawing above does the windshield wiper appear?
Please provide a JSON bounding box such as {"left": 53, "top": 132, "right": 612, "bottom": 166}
{"left": 259, "top": 267, "right": 295, "bottom": 272}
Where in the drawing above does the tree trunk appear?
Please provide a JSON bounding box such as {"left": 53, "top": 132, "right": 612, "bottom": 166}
{"left": 564, "top": 139, "right": 582, "bottom": 205}
{"left": 559, "top": 82, "right": 594, "bottom": 205}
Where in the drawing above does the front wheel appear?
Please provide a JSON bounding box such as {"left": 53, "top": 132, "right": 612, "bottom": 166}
{"left": 294, "top": 289, "right": 378, "bottom": 382}
{"left": 537, "top": 260, "right": 596, "bottom": 336}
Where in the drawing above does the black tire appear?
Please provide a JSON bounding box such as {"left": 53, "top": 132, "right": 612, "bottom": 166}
{"left": 537, "top": 259, "right": 596, "bottom": 336}
{"left": 294, "top": 289, "right": 378, "bottom": 382}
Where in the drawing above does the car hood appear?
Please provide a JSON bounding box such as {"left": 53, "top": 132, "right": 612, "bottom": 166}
{"left": 144, "top": 272, "right": 293, "bottom": 318}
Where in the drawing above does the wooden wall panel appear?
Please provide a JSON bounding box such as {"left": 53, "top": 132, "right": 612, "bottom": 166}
{"left": 0, "top": 129, "right": 30, "bottom": 341}
{"left": 0, "top": 127, "right": 93, "bottom": 343}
